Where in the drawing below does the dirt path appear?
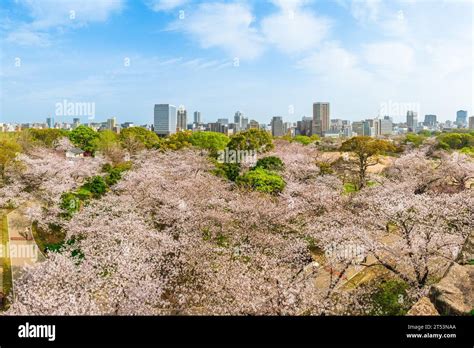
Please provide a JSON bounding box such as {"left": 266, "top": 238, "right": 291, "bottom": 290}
{"left": 6, "top": 201, "right": 45, "bottom": 299}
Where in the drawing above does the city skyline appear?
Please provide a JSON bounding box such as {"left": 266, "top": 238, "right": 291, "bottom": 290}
{"left": 0, "top": 0, "right": 472, "bottom": 124}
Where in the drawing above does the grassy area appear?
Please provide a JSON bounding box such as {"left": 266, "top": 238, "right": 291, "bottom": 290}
{"left": 343, "top": 182, "right": 358, "bottom": 194}
{"left": 0, "top": 210, "right": 13, "bottom": 310}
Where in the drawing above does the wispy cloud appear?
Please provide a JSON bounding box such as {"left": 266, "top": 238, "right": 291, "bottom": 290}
{"left": 146, "top": 0, "right": 189, "bottom": 12}
{"left": 261, "top": 0, "right": 331, "bottom": 54}
{"left": 168, "top": 2, "right": 265, "bottom": 60}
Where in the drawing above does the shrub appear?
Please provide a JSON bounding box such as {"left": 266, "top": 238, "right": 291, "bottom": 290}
{"left": 404, "top": 133, "right": 425, "bottom": 147}
{"left": 236, "top": 167, "right": 286, "bottom": 194}
{"left": 292, "top": 135, "right": 313, "bottom": 146}
{"left": 213, "top": 162, "right": 241, "bottom": 181}
{"left": 59, "top": 192, "right": 80, "bottom": 219}
{"left": 254, "top": 156, "right": 284, "bottom": 171}
{"left": 82, "top": 176, "right": 107, "bottom": 198}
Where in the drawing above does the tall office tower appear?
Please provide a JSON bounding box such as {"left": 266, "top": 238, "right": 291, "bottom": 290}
{"left": 406, "top": 111, "right": 418, "bottom": 132}
{"left": 154, "top": 104, "right": 177, "bottom": 136}
{"left": 363, "top": 119, "right": 375, "bottom": 136}
{"left": 312, "top": 102, "right": 330, "bottom": 136}
{"left": 271, "top": 116, "right": 284, "bottom": 137}
{"left": 234, "top": 111, "right": 243, "bottom": 130}
{"left": 469, "top": 116, "right": 474, "bottom": 130}
{"left": 296, "top": 116, "right": 313, "bottom": 136}
{"left": 241, "top": 117, "right": 249, "bottom": 130}
{"left": 46, "top": 117, "right": 54, "bottom": 129}
{"left": 193, "top": 111, "right": 201, "bottom": 124}
{"left": 217, "top": 118, "right": 229, "bottom": 125}
{"left": 177, "top": 107, "right": 187, "bottom": 131}
{"left": 456, "top": 110, "right": 468, "bottom": 127}
{"left": 423, "top": 114, "right": 437, "bottom": 127}
{"left": 330, "top": 119, "right": 343, "bottom": 133}
{"left": 107, "top": 117, "right": 117, "bottom": 130}
{"left": 352, "top": 121, "right": 364, "bottom": 136}
{"left": 377, "top": 116, "right": 393, "bottom": 136}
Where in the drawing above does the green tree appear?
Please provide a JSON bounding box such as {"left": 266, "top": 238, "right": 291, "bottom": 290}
{"left": 119, "top": 127, "right": 161, "bottom": 153}
{"left": 340, "top": 136, "right": 396, "bottom": 189}
{"left": 93, "top": 130, "right": 125, "bottom": 164}
{"left": 161, "top": 131, "right": 192, "bottom": 150}
{"left": 68, "top": 125, "right": 99, "bottom": 154}
{"left": 0, "top": 136, "right": 21, "bottom": 184}
{"left": 227, "top": 129, "right": 274, "bottom": 153}
{"left": 404, "top": 133, "right": 425, "bottom": 147}
{"left": 236, "top": 167, "right": 286, "bottom": 194}
{"left": 29, "top": 129, "right": 68, "bottom": 147}
{"left": 189, "top": 131, "right": 229, "bottom": 154}
{"left": 437, "top": 133, "right": 474, "bottom": 150}
{"left": 81, "top": 176, "right": 108, "bottom": 198}
{"left": 254, "top": 156, "right": 284, "bottom": 171}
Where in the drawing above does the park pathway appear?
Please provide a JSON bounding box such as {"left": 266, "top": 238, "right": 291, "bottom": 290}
{"left": 6, "top": 201, "right": 46, "bottom": 299}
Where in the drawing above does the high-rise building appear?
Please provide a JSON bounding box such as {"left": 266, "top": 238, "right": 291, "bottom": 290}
{"left": 177, "top": 106, "right": 187, "bottom": 131}
{"left": 234, "top": 111, "right": 243, "bottom": 130}
{"left": 352, "top": 121, "right": 364, "bottom": 136}
{"left": 46, "top": 117, "right": 54, "bottom": 129}
{"left": 312, "top": 102, "right": 330, "bottom": 136}
{"left": 456, "top": 110, "right": 468, "bottom": 127}
{"left": 241, "top": 117, "right": 249, "bottom": 130}
{"left": 107, "top": 117, "right": 117, "bottom": 130}
{"left": 193, "top": 111, "right": 201, "bottom": 124}
{"left": 375, "top": 116, "right": 393, "bottom": 136}
{"left": 154, "top": 104, "right": 177, "bottom": 136}
{"left": 271, "top": 116, "right": 284, "bottom": 137}
{"left": 297, "top": 116, "right": 312, "bottom": 136}
{"left": 248, "top": 120, "right": 259, "bottom": 129}
{"left": 406, "top": 111, "right": 418, "bottom": 132}
{"left": 217, "top": 118, "right": 229, "bottom": 125}
{"left": 363, "top": 119, "right": 375, "bottom": 137}
{"left": 208, "top": 122, "right": 221, "bottom": 133}
{"left": 423, "top": 114, "right": 437, "bottom": 127}
{"left": 469, "top": 116, "right": 474, "bottom": 130}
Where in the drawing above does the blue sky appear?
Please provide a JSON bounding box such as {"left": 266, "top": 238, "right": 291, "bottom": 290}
{"left": 0, "top": 0, "right": 472, "bottom": 125}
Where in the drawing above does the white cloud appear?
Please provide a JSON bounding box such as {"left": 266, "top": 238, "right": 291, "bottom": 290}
{"left": 363, "top": 42, "right": 415, "bottom": 75}
{"left": 349, "top": 0, "right": 382, "bottom": 23}
{"left": 298, "top": 42, "right": 368, "bottom": 81}
{"left": 147, "top": 0, "right": 188, "bottom": 12}
{"left": 169, "top": 2, "right": 265, "bottom": 60}
{"left": 261, "top": 0, "right": 331, "bottom": 54}
{"left": 6, "top": 28, "right": 51, "bottom": 47}
{"left": 18, "top": 0, "right": 125, "bottom": 29}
